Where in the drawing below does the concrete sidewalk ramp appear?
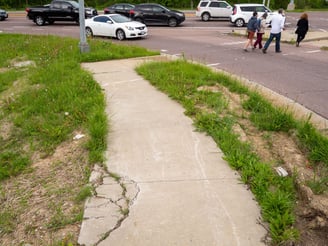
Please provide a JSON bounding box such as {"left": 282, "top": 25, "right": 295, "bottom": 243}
{"left": 78, "top": 57, "right": 267, "bottom": 246}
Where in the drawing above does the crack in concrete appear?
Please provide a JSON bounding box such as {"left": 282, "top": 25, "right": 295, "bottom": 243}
{"left": 93, "top": 174, "right": 140, "bottom": 245}
{"left": 78, "top": 164, "right": 140, "bottom": 246}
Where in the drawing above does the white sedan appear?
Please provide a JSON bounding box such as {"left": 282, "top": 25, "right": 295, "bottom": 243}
{"left": 85, "top": 14, "right": 148, "bottom": 40}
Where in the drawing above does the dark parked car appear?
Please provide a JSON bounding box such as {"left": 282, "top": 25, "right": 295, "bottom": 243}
{"left": 85, "top": 6, "right": 98, "bottom": 18}
{"left": 0, "top": 8, "right": 8, "bottom": 21}
{"left": 103, "top": 3, "right": 134, "bottom": 17}
{"left": 26, "top": 0, "right": 97, "bottom": 26}
{"left": 129, "top": 3, "right": 185, "bottom": 27}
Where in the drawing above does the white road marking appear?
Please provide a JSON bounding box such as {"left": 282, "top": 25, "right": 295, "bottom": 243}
{"left": 12, "top": 26, "right": 26, "bottom": 29}
{"left": 223, "top": 41, "right": 245, "bottom": 45}
{"left": 183, "top": 26, "right": 233, "bottom": 30}
{"left": 319, "top": 28, "right": 327, "bottom": 32}
{"left": 305, "top": 50, "right": 321, "bottom": 54}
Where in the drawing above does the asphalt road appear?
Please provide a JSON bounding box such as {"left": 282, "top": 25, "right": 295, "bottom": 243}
{"left": 1, "top": 12, "right": 328, "bottom": 120}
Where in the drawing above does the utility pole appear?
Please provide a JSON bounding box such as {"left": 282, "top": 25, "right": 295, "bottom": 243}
{"left": 287, "top": 0, "right": 295, "bottom": 10}
{"left": 262, "top": 0, "right": 269, "bottom": 8}
{"left": 78, "top": 0, "right": 90, "bottom": 53}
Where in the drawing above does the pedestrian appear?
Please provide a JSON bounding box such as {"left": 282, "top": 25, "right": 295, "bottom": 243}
{"left": 253, "top": 12, "right": 268, "bottom": 50}
{"left": 262, "top": 8, "right": 285, "bottom": 54}
{"left": 295, "top": 13, "right": 309, "bottom": 47}
{"left": 243, "top": 11, "right": 258, "bottom": 52}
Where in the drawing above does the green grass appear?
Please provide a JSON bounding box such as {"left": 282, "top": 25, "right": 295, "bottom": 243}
{"left": 0, "top": 210, "right": 17, "bottom": 234}
{"left": 243, "top": 92, "right": 296, "bottom": 132}
{"left": 0, "top": 33, "right": 158, "bottom": 244}
{"left": 297, "top": 121, "right": 328, "bottom": 165}
{"left": 308, "top": 175, "right": 328, "bottom": 194}
{"left": 75, "top": 185, "right": 94, "bottom": 202}
{"left": 0, "top": 33, "right": 158, "bottom": 180}
{"left": 136, "top": 59, "right": 328, "bottom": 244}
{"left": 46, "top": 203, "right": 83, "bottom": 230}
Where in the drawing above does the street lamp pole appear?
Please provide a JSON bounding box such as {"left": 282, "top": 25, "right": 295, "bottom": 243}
{"left": 78, "top": 0, "right": 90, "bottom": 53}
{"left": 287, "top": 0, "right": 295, "bottom": 10}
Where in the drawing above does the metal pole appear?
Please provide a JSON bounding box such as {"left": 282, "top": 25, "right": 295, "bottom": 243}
{"left": 78, "top": 0, "right": 90, "bottom": 53}
{"left": 287, "top": 0, "right": 295, "bottom": 10}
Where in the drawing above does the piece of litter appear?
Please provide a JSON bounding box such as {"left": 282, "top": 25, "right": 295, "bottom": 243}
{"left": 73, "top": 134, "right": 85, "bottom": 140}
{"left": 65, "top": 112, "right": 69, "bottom": 116}
{"left": 275, "top": 166, "right": 288, "bottom": 177}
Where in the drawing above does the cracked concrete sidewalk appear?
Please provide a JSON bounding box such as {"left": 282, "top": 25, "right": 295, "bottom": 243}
{"left": 77, "top": 56, "right": 267, "bottom": 246}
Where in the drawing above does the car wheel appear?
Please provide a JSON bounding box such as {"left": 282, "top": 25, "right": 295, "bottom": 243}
{"left": 168, "top": 18, "right": 178, "bottom": 27}
{"left": 116, "top": 29, "right": 125, "bottom": 41}
{"left": 135, "top": 17, "right": 143, "bottom": 23}
{"left": 85, "top": 27, "right": 93, "bottom": 38}
{"left": 235, "top": 18, "right": 245, "bottom": 27}
{"left": 35, "top": 16, "right": 45, "bottom": 26}
{"left": 201, "top": 12, "right": 210, "bottom": 21}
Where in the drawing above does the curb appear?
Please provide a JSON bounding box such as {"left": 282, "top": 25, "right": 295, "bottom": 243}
{"left": 230, "top": 30, "right": 328, "bottom": 45}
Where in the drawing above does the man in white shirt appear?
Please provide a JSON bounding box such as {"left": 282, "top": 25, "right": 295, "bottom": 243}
{"left": 262, "top": 8, "right": 285, "bottom": 53}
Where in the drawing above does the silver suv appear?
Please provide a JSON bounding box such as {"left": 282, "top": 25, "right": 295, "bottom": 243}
{"left": 196, "top": 0, "right": 232, "bottom": 21}
{"left": 230, "top": 3, "right": 272, "bottom": 27}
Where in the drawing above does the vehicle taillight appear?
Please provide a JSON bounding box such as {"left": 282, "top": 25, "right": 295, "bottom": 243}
{"left": 25, "top": 8, "right": 30, "bottom": 12}
{"left": 129, "top": 9, "right": 134, "bottom": 15}
{"left": 232, "top": 7, "right": 236, "bottom": 15}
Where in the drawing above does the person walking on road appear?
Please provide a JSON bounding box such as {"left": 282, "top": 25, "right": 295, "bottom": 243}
{"left": 262, "top": 9, "right": 285, "bottom": 54}
{"left": 243, "top": 11, "right": 258, "bottom": 52}
{"left": 295, "top": 13, "right": 309, "bottom": 47}
{"left": 253, "top": 12, "right": 268, "bottom": 50}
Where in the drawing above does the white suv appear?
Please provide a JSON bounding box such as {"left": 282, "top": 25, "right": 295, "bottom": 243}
{"left": 196, "top": 0, "right": 232, "bottom": 21}
{"left": 230, "top": 3, "right": 272, "bottom": 27}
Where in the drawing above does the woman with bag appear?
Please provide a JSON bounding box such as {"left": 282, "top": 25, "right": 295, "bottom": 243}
{"left": 295, "top": 13, "right": 309, "bottom": 47}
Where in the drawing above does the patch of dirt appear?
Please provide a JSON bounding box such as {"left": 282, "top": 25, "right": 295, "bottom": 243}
{"left": 0, "top": 120, "right": 13, "bottom": 141}
{"left": 199, "top": 84, "right": 328, "bottom": 245}
{"left": 0, "top": 133, "right": 90, "bottom": 245}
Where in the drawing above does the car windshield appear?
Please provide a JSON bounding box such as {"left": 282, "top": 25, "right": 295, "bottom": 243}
{"left": 69, "top": 1, "right": 79, "bottom": 8}
{"left": 110, "top": 14, "right": 130, "bottom": 23}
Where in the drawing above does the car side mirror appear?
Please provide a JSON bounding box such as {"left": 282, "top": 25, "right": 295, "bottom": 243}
{"left": 107, "top": 20, "right": 113, "bottom": 24}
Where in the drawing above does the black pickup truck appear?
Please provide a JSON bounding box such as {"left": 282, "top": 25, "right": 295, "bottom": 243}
{"left": 26, "top": 0, "right": 97, "bottom": 26}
